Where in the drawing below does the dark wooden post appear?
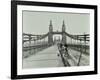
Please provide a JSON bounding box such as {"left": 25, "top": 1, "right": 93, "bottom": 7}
{"left": 29, "top": 35, "right": 32, "bottom": 55}
{"left": 33, "top": 39, "right": 35, "bottom": 54}
{"left": 77, "top": 39, "right": 82, "bottom": 66}
{"left": 84, "top": 34, "right": 86, "bottom": 53}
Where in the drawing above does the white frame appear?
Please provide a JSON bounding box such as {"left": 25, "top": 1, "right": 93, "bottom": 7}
{"left": 17, "top": 5, "right": 94, "bottom": 75}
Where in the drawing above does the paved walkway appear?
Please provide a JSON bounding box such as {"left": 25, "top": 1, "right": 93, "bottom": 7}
{"left": 23, "top": 45, "right": 64, "bottom": 69}
{"left": 23, "top": 45, "right": 89, "bottom": 69}
{"left": 68, "top": 48, "right": 89, "bottom": 66}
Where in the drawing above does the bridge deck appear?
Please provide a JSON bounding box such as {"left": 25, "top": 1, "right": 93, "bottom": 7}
{"left": 23, "top": 45, "right": 89, "bottom": 69}
{"left": 23, "top": 45, "right": 64, "bottom": 68}
{"left": 67, "top": 48, "right": 89, "bottom": 66}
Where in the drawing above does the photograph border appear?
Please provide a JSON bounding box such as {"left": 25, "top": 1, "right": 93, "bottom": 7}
{"left": 11, "top": 0, "right": 98, "bottom": 79}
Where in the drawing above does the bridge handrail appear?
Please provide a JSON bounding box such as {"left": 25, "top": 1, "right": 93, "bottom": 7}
{"left": 23, "top": 32, "right": 49, "bottom": 42}
{"left": 65, "top": 32, "right": 90, "bottom": 41}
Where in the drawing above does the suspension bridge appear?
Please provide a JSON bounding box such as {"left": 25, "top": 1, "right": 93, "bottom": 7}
{"left": 22, "top": 20, "right": 90, "bottom": 68}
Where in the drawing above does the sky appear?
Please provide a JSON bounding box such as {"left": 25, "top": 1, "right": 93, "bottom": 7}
{"left": 23, "top": 11, "right": 90, "bottom": 35}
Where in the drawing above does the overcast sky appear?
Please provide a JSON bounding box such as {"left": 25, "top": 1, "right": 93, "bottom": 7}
{"left": 23, "top": 11, "right": 90, "bottom": 35}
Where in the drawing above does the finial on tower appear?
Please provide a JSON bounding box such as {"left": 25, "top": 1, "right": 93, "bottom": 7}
{"left": 62, "top": 20, "right": 66, "bottom": 32}
{"left": 62, "top": 20, "right": 65, "bottom": 27}
{"left": 49, "top": 20, "right": 53, "bottom": 32}
{"left": 49, "top": 20, "right": 52, "bottom": 26}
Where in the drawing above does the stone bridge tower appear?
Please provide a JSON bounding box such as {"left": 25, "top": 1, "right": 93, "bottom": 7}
{"left": 62, "top": 20, "right": 66, "bottom": 44}
{"left": 48, "top": 20, "right": 53, "bottom": 45}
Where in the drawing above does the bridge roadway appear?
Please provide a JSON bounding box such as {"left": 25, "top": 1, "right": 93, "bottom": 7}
{"left": 23, "top": 45, "right": 89, "bottom": 69}
{"left": 23, "top": 45, "right": 64, "bottom": 68}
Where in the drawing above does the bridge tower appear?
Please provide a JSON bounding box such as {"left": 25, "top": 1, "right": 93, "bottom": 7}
{"left": 62, "top": 20, "right": 66, "bottom": 44}
{"left": 48, "top": 20, "right": 53, "bottom": 45}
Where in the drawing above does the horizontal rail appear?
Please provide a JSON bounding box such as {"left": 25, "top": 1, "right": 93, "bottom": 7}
{"left": 67, "top": 44, "right": 89, "bottom": 49}
{"left": 23, "top": 44, "right": 50, "bottom": 51}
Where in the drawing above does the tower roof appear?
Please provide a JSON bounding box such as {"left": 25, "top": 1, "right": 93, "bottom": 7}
{"left": 62, "top": 20, "right": 66, "bottom": 32}
{"left": 49, "top": 20, "right": 52, "bottom": 26}
{"left": 62, "top": 20, "right": 65, "bottom": 27}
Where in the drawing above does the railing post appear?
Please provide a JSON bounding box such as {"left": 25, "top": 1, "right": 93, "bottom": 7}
{"left": 77, "top": 39, "right": 82, "bottom": 66}
{"left": 29, "top": 35, "right": 32, "bottom": 55}
{"left": 84, "top": 34, "right": 86, "bottom": 53}
{"left": 33, "top": 39, "right": 36, "bottom": 54}
{"left": 70, "top": 38, "right": 72, "bottom": 44}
